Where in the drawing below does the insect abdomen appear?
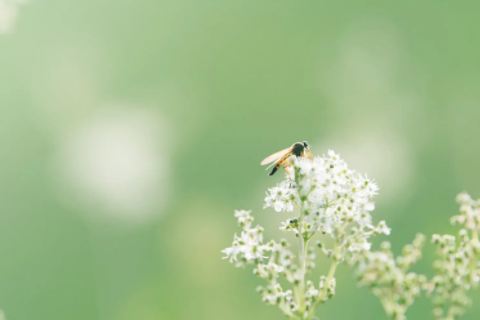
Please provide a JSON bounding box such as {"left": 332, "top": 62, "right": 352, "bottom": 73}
{"left": 269, "top": 154, "right": 291, "bottom": 176}
{"left": 269, "top": 167, "right": 278, "bottom": 176}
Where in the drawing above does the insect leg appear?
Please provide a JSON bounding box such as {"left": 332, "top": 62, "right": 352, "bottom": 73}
{"left": 284, "top": 165, "right": 292, "bottom": 177}
{"left": 304, "top": 151, "right": 313, "bottom": 162}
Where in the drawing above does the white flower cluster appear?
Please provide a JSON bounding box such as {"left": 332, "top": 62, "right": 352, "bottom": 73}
{"left": 265, "top": 151, "right": 389, "bottom": 259}
{"left": 428, "top": 193, "right": 480, "bottom": 320}
{"left": 355, "top": 234, "right": 427, "bottom": 320}
{"left": 222, "top": 210, "right": 299, "bottom": 317}
{"left": 450, "top": 192, "right": 480, "bottom": 230}
{"left": 221, "top": 210, "right": 266, "bottom": 266}
{"left": 0, "top": 0, "right": 27, "bottom": 34}
{"left": 224, "top": 150, "right": 389, "bottom": 320}
{"left": 223, "top": 148, "right": 480, "bottom": 320}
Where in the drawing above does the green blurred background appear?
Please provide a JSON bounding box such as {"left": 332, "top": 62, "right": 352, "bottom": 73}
{"left": 1, "top": 1, "right": 480, "bottom": 319}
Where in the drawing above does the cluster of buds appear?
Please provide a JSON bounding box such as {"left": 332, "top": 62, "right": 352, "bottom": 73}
{"left": 355, "top": 234, "right": 427, "bottom": 320}
{"left": 427, "top": 193, "right": 480, "bottom": 320}
{"left": 355, "top": 192, "right": 480, "bottom": 320}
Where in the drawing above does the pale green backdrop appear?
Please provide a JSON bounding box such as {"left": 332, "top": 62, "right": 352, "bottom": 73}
{"left": 1, "top": 1, "right": 480, "bottom": 319}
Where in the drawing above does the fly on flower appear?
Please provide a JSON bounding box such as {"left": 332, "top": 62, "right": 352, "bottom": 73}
{"left": 260, "top": 141, "right": 312, "bottom": 176}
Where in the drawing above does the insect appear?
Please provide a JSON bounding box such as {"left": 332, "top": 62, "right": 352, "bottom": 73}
{"left": 260, "top": 141, "right": 312, "bottom": 176}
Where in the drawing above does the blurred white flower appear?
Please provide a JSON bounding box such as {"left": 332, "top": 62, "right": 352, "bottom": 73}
{"left": 0, "top": 0, "right": 26, "bottom": 34}
{"left": 374, "top": 220, "right": 391, "bottom": 235}
{"left": 55, "top": 107, "right": 171, "bottom": 225}
{"left": 318, "top": 20, "right": 420, "bottom": 206}
{"left": 429, "top": 192, "right": 480, "bottom": 320}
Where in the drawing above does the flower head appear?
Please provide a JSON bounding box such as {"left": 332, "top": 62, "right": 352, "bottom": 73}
{"left": 264, "top": 150, "right": 386, "bottom": 258}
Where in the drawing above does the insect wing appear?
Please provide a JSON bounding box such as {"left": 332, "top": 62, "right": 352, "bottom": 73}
{"left": 260, "top": 147, "right": 292, "bottom": 165}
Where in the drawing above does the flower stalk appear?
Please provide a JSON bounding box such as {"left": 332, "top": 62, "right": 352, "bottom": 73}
{"left": 222, "top": 150, "right": 389, "bottom": 319}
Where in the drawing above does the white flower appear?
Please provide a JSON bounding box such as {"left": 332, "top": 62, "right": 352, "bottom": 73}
{"left": 279, "top": 219, "right": 299, "bottom": 234}
{"left": 349, "top": 239, "right": 371, "bottom": 252}
{"left": 222, "top": 211, "right": 268, "bottom": 265}
{"left": 234, "top": 210, "right": 253, "bottom": 227}
{"left": 376, "top": 221, "right": 391, "bottom": 235}
{"left": 264, "top": 151, "right": 385, "bottom": 264}
{"left": 266, "top": 151, "right": 380, "bottom": 229}
{"left": 264, "top": 180, "right": 297, "bottom": 213}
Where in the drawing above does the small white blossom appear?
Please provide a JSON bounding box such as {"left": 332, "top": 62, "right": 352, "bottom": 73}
{"left": 234, "top": 209, "right": 253, "bottom": 227}
{"left": 279, "top": 219, "right": 299, "bottom": 234}
{"left": 264, "top": 180, "right": 297, "bottom": 212}
{"left": 222, "top": 210, "right": 268, "bottom": 265}
{"left": 349, "top": 238, "right": 371, "bottom": 252}
{"left": 451, "top": 192, "right": 480, "bottom": 230}
{"left": 374, "top": 220, "right": 391, "bottom": 235}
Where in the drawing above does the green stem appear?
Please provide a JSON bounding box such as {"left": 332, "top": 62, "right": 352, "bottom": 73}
{"left": 306, "top": 240, "right": 339, "bottom": 320}
{"left": 294, "top": 200, "right": 302, "bottom": 209}
{"left": 297, "top": 208, "right": 307, "bottom": 317}
{"left": 446, "top": 306, "right": 456, "bottom": 320}
{"left": 379, "top": 291, "right": 395, "bottom": 318}
{"left": 469, "top": 229, "right": 479, "bottom": 274}
{"left": 293, "top": 166, "right": 309, "bottom": 318}
{"left": 319, "top": 259, "right": 338, "bottom": 301}
{"left": 269, "top": 277, "right": 299, "bottom": 320}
